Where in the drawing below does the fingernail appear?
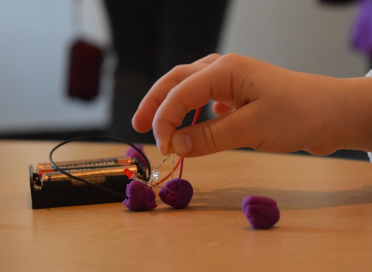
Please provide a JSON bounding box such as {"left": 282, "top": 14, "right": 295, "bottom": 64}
{"left": 172, "top": 133, "right": 192, "bottom": 155}
{"left": 168, "top": 142, "right": 175, "bottom": 154}
{"left": 156, "top": 138, "right": 171, "bottom": 155}
{"left": 155, "top": 138, "right": 160, "bottom": 150}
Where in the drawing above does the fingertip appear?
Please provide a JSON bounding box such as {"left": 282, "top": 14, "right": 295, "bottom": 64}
{"left": 131, "top": 113, "right": 152, "bottom": 133}
{"left": 172, "top": 132, "right": 193, "bottom": 156}
{"left": 168, "top": 142, "right": 175, "bottom": 154}
{"left": 153, "top": 116, "right": 178, "bottom": 156}
{"left": 155, "top": 138, "right": 172, "bottom": 156}
{"left": 211, "top": 102, "right": 220, "bottom": 115}
{"left": 212, "top": 102, "right": 234, "bottom": 116}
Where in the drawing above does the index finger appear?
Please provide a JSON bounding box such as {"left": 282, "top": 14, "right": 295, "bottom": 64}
{"left": 152, "top": 57, "right": 238, "bottom": 155}
{"left": 132, "top": 63, "right": 209, "bottom": 133}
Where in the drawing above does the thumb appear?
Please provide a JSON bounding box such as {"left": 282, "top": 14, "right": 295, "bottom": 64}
{"left": 171, "top": 105, "right": 261, "bottom": 157}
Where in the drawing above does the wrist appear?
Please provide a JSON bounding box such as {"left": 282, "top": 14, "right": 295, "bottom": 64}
{"left": 339, "top": 75, "right": 372, "bottom": 152}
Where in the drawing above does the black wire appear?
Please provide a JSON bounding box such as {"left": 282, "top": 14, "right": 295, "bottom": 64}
{"left": 49, "top": 136, "right": 151, "bottom": 200}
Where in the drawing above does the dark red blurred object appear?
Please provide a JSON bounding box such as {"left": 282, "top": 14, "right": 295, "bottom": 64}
{"left": 67, "top": 40, "right": 104, "bottom": 101}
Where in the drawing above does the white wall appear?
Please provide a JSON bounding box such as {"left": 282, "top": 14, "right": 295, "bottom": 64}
{"left": 0, "top": 1, "right": 367, "bottom": 134}
{"left": 0, "top": 0, "right": 113, "bottom": 134}
{"left": 218, "top": 0, "right": 366, "bottom": 78}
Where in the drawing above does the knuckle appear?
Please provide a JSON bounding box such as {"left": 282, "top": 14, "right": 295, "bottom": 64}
{"left": 201, "top": 122, "right": 218, "bottom": 153}
{"left": 208, "top": 53, "right": 221, "bottom": 58}
{"left": 170, "top": 64, "right": 187, "bottom": 75}
{"left": 220, "top": 53, "right": 240, "bottom": 64}
{"left": 166, "top": 88, "right": 190, "bottom": 114}
{"left": 152, "top": 115, "right": 161, "bottom": 130}
{"left": 168, "top": 87, "right": 178, "bottom": 95}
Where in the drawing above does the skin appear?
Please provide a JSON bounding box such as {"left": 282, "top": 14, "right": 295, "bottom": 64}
{"left": 132, "top": 53, "right": 372, "bottom": 158}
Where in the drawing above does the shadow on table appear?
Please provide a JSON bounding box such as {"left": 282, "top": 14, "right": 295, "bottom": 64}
{"left": 154, "top": 185, "right": 372, "bottom": 213}
{"left": 41, "top": 185, "right": 372, "bottom": 214}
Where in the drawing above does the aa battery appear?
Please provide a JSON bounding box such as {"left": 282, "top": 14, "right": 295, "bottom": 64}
{"left": 40, "top": 165, "right": 138, "bottom": 189}
{"left": 37, "top": 157, "right": 134, "bottom": 179}
{"left": 38, "top": 156, "right": 133, "bottom": 169}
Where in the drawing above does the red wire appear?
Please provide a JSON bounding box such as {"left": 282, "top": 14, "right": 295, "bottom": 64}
{"left": 178, "top": 157, "right": 184, "bottom": 178}
{"left": 152, "top": 157, "right": 181, "bottom": 186}
{"left": 178, "top": 107, "right": 201, "bottom": 178}
{"left": 154, "top": 107, "right": 201, "bottom": 185}
{"left": 192, "top": 107, "right": 202, "bottom": 126}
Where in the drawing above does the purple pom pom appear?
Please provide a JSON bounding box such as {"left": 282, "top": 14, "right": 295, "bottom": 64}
{"left": 241, "top": 196, "right": 280, "bottom": 229}
{"left": 351, "top": 0, "right": 372, "bottom": 55}
{"left": 125, "top": 144, "right": 148, "bottom": 167}
{"left": 123, "top": 180, "right": 157, "bottom": 211}
{"left": 159, "top": 178, "right": 193, "bottom": 209}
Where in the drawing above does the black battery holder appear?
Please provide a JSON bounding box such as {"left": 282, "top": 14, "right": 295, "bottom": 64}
{"left": 29, "top": 158, "right": 146, "bottom": 209}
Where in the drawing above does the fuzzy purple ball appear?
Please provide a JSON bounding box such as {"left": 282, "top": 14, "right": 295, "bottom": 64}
{"left": 241, "top": 196, "right": 280, "bottom": 229}
{"left": 159, "top": 178, "right": 193, "bottom": 209}
{"left": 125, "top": 145, "right": 148, "bottom": 167}
{"left": 123, "top": 180, "right": 157, "bottom": 211}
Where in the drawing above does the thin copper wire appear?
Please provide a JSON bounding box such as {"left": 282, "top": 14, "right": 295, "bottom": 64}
{"left": 150, "top": 107, "right": 201, "bottom": 186}
{"left": 152, "top": 158, "right": 180, "bottom": 186}
{"left": 178, "top": 107, "right": 201, "bottom": 179}
{"left": 153, "top": 154, "right": 171, "bottom": 172}
{"left": 171, "top": 153, "right": 174, "bottom": 181}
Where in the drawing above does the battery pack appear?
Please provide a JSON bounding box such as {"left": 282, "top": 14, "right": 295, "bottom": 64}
{"left": 29, "top": 157, "right": 146, "bottom": 209}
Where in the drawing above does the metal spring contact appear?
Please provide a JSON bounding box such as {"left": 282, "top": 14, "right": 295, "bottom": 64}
{"left": 123, "top": 154, "right": 174, "bottom": 194}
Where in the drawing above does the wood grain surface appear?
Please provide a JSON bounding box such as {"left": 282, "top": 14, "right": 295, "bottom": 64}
{"left": 1, "top": 140, "right": 372, "bottom": 272}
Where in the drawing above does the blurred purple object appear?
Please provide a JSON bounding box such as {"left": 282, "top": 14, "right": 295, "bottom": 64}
{"left": 123, "top": 180, "right": 157, "bottom": 211}
{"left": 159, "top": 178, "right": 193, "bottom": 209}
{"left": 351, "top": 0, "right": 372, "bottom": 56}
{"left": 125, "top": 144, "right": 148, "bottom": 167}
{"left": 241, "top": 196, "right": 280, "bottom": 229}
{"left": 320, "top": 0, "right": 356, "bottom": 3}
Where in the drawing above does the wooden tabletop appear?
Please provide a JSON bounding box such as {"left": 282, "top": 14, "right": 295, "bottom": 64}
{"left": 1, "top": 140, "right": 372, "bottom": 272}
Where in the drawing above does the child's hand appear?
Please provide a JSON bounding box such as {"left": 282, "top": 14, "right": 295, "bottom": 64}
{"left": 132, "top": 53, "right": 372, "bottom": 157}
